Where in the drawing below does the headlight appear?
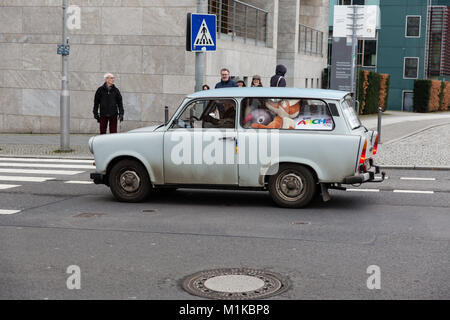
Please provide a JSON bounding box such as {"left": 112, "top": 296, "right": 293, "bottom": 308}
{"left": 88, "top": 137, "right": 95, "bottom": 154}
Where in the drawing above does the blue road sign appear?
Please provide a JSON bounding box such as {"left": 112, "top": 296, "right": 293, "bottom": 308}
{"left": 188, "top": 13, "right": 217, "bottom": 52}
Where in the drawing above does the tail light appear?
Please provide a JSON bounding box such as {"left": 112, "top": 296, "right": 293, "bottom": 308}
{"left": 359, "top": 140, "right": 367, "bottom": 164}
{"left": 372, "top": 134, "right": 379, "bottom": 155}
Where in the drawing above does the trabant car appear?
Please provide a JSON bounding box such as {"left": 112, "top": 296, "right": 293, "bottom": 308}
{"left": 89, "top": 88, "right": 384, "bottom": 208}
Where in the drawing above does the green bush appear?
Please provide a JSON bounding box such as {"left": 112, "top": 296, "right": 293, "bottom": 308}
{"left": 439, "top": 81, "right": 445, "bottom": 111}
{"left": 413, "top": 80, "right": 432, "bottom": 112}
{"left": 357, "top": 70, "right": 365, "bottom": 111}
{"left": 384, "top": 76, "right": 390, "bottom": 111}
{"left": 364, "top": 72, "right": 381, "bottom": 115}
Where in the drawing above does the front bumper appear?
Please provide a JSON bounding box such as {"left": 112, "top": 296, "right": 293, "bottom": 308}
{"left": 90, "top": 173, "right": 106, "bottom": 185}
{"left": 343, "top": 159, "right": 385, "bottom": 184}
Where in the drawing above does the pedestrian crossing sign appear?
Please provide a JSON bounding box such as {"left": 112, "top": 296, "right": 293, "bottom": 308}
{"left": 186, "top": 13, "right": 217, "bottom": 52}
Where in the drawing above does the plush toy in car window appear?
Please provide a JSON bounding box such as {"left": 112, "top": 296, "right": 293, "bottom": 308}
{"left": 243, "top": 108, "right": 274, "bottom": 128}
{"left": 251, "top": 99, "right": 300, "bottom": 129}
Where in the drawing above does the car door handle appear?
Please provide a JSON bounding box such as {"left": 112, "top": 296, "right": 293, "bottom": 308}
{"left": 219, "top": 137, "right": 236, "bottom": 141}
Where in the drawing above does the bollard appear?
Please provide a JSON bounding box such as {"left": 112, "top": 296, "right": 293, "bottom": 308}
{"left": 165, "top": 106, "right": 169, "bottom": 125}
{"left": 377, "top": 107, "right": 382, "bottom": 143}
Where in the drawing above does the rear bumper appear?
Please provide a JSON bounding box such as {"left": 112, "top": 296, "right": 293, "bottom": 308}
{"left": 343, "top": 159, "right": 385, "bottom": 184}
{"left": 90, "top": 173, "right": 106, "bottom": 185}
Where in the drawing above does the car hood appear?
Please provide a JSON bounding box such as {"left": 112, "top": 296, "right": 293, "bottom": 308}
{"left": 128, "top": 124, "right": 163, "bottom": 133}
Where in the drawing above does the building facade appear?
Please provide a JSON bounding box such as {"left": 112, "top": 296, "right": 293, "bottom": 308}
{"left": 0, "top": 0, "right": 329, "bottom": 134}
{"left": 329, "top": 0, "right": 450, "bottom": 111}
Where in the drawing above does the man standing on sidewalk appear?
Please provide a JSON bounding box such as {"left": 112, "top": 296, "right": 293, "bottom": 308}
{"left": 93, "top": 73, "right": 124, "bottom": 134}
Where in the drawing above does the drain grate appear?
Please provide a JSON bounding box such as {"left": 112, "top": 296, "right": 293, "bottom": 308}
{"left": 181, "top": 268, "right": 289, "bottom": 300}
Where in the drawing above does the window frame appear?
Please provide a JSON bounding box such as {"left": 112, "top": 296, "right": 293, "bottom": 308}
{"left": 169, "top": 97, "right": 238, "bottom": 130}
{"left": 405, "top": 15, "right": 421, "bottom": 38}
{"left": 239, "top": 97, "right": 336, "bottom": 132}
{"left": 403, "top": 57, "right": 420, "bottom": 79}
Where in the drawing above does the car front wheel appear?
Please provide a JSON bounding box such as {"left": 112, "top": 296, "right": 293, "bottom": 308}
{"left": 268, "top": 164, "right": 316, "bottom": 208}
{"left": 109, "top": 159, "right": 151, "bottom": 202}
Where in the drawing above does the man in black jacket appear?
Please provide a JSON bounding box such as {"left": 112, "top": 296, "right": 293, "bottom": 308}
{"left": 270, "top": 64, "right": 287, "bottom": 87}
{"left": 215, "top": 68, "right": 238, "bottom": 89}
{"left": 93, "top": 73, "right": 124, "bottom": 134}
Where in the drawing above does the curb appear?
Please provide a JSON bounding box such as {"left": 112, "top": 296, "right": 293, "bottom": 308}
{"left": 0, "top": 155, "right": 94, "bottom": 160}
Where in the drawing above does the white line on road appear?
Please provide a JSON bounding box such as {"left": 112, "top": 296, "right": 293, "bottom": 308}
{"left": 0, "top": 209, "right": 21, "bottom": 215}
{"left": 0, "top": 184, "right": 21, "bottom": 190}
{"left": 64, "top": 181, "right": 93, "bottom": 184}
{"left": 400, "top": 177, "right": 436, "bottom": 181}
{"left": 346, "top": 188, "right": 380, "bottom": 192}
{"left": 0, "top": 162, "right": 94, "bottom": 169}
{"left": 0, "top": 169, "right": 84, "bottom": 175}
{"left": 0, "top": 157, "right": 93, "bottom": 164}
{"left": 393, "top": 190, "right": 434, "bottom": 194}
{"left": 0, "top": 176, "right": 54, "bottom": 182}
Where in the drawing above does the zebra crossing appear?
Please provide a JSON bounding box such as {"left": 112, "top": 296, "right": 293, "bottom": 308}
{"left": 0, "top": 156, "right": 95, "bottom": 214}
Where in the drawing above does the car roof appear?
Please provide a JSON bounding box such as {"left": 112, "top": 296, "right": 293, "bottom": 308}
{"left": 188, "top": 87, "right": 349, "bottom": 100}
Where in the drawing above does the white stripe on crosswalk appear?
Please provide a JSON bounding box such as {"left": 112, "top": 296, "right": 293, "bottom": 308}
{"left": 0, "top": 157, "right": 93, "bottom": 164}
{"left": 400, "top": 177, "right": 436, "bottom": 181}
{"left": 0, "top": 209, "right": 21, "bottom": 215}
{"left": 0, "top": 176, "right": 54, "bottom": 182}
{"left": 0, "top": 184, "right": 21, "bottom": 190}
{"left": 0, "top": 162, "right": 94, "bottom": 169}
{"left": 346, "top": 188, "right": 380, "bottom": 192}
{"left": 393, "top": 189, "right": 434, "bottom": 194}
{"left": 65, "top": 181, "right": 93, "bottom": 184}
{"left": 0, "top": 169, "right": 84, "bottom": 175}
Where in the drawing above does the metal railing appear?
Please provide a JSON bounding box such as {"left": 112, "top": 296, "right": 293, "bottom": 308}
{"left": 299, "top": 24, "right": 324, "bottom": 56}
{"left": 208, "top": 0, "right": 268, "bottom": 46}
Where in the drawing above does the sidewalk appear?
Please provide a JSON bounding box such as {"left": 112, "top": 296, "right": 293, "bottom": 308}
{"left": 1, "top": 111, "right": 449, "bottom": 168}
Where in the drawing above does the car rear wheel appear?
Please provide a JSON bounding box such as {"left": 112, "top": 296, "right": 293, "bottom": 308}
{"left": 268, "top": 164, "right": 316, "bottom": 208}
{"left": 109, "top": 159, "right": 151, "bottom": 202}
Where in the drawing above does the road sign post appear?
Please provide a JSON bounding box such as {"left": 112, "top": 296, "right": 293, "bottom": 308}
{"left": 58, "top": 0, "right": 70, "bottom": 151}
{"left": 187, "top": 1, "right": 217, "bottom": 92}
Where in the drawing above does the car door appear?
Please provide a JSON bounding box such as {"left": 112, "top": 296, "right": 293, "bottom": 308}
{"left": 163, "top": 98, "right": 238, "bottom": 185}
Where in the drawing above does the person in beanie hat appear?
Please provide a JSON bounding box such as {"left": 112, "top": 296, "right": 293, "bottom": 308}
{"left": 251, "top": 75, "right": 263, "bottom": 87}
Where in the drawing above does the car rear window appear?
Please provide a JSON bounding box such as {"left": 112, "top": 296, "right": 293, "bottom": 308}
{"left": 341, "top": 97, "right": 362, "bottom": 130}
{"left": 241, "top": 98, "right": 334, "bottom": 131}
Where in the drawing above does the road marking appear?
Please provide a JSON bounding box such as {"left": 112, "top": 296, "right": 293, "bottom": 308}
{"left": 400, "top": 177, "right": 436, "bottom": 181}
{"left": 0, "top": 184, "right": 21, "bottom": 190}
{"left": 0, "top": 157, "right": 93, "bottom": 164}
{"left": 393, "top": 190, "right": 434, "bottom": 194}
{"left": 0, "top": 176, "right": 54, "bottom": 182}
{"left": 0, "top": 209, "right": 21, "bottom": 215}
{"left": 0, "top": 162, "right": 94, "bottom": 169}
{"left": 346, "top": 188, "right": 380, "bottom": 192}
{"left": 65, "top": 181, "right": 93, "bottom": 184}
{"left": 0, "top": 169, "right": 84, "bottom": 175}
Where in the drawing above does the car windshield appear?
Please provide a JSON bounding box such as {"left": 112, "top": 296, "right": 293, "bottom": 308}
{"left": 341, "top": 96, "right": 362, "bottom": 130}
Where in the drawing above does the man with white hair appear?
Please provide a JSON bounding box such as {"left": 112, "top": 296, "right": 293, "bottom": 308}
{"left": 93, "top": 73, "right": 124, "bottom": 134}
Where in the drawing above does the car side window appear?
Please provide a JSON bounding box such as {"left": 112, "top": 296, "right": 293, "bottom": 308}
{"left": 241, "top": 97, "right": 334, "bottom": 131}
{"left": 172, "top": 99, "right": 236, "bottom": 129}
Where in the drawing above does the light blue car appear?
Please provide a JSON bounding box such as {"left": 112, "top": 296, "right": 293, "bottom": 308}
{"left": 89, "top": 88, "right": 384, "bottom": 208}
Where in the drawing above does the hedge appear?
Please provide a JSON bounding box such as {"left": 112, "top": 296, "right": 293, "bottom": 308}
{"left": 357, "top": 70, "right": 390, "bottom": 114}
{"left": 413, "top": 79, "right": 450, "bottom": 112}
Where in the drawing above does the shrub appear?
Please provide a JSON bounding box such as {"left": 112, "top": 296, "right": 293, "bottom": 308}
{"left": 413, "top": 80, "right": 432, "bottom": 112}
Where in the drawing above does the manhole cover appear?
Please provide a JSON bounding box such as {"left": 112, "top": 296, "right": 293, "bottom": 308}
{"left": 181, "top": 268, "right": 289, "bottom": 300}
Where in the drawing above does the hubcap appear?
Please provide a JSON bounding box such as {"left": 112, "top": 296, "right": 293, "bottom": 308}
{"left": 120, "top": 170, "right": 141, "bottom": 193}
{"left": 278, "top": 173, "right": 304, "bottom": 201}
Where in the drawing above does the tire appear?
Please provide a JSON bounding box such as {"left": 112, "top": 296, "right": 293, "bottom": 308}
{"left": 108, "top": 159, "right": 151, "bottom": 202}
{"left": 268, "top": 164, "right": 316, "bottom": 208}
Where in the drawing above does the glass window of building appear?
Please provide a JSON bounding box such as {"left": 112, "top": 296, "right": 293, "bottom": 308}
{"left": 404, "top": 57, "right": 419, "bottom": 79}
{"left": 405, "top": 16, "right": 421, "bottom": 37}
{"left": 338, "top": 0, "right": 365, "bottom": 4}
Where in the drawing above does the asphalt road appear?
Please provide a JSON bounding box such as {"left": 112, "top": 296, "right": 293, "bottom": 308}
{"left": 0, "top": 157, "right": 449, "bottom": 300}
